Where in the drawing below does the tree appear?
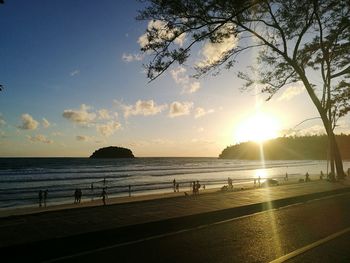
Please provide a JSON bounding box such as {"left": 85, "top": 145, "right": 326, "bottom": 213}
{"left": 138, "top": 0, "right": 350, "bottom": 177}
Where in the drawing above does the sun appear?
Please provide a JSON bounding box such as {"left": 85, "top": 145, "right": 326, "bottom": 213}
{"left": 234, "top": 112, "right": 280, "bottom": 143}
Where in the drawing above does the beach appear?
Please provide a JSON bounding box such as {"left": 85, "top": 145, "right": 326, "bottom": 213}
{"left": 1, "top": 157, "right": 347, "bottom": 210}
{"left": 0, "top": 172, "right": 323, "bottom": 218}
{"left": 2, "top": 175, "right": 350, "bottom": 245}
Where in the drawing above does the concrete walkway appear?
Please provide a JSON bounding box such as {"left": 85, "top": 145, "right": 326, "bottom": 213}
{"left": 1, "top": 179, "right": 350, "bottom": 248}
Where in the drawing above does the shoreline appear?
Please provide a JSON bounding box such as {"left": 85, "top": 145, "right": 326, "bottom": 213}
{"left": 2, "top": 177, "right": 350, "bottom": 250}
{"left": 0, "top": 173, "right": 322, "bottom": 218}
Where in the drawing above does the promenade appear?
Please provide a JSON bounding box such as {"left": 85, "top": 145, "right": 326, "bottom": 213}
{"left": 1, "top": 178, "right": 350, "bottom": 250}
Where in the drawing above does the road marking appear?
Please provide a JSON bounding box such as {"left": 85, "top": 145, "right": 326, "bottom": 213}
{"left": 44, "top": 192, "right": 350, "bottom": 262}
{"left": 269, "top": 227, "right": 350, "bottom": 263}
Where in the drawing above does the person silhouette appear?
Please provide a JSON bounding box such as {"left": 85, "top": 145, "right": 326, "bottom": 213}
{"left": 43, "top": 189, "right": 48, "bottom": 207}
{"left": 305, "top": 172, "right": 310, "bottom": 182}
{"left": 101, "top": 188, "right": 108, "bottom": 205}
{"left": 38, "top": 190, "right": 43, "bottom": 207}
{"left": 74, "top": 188, "right": 79, "bottom": 204}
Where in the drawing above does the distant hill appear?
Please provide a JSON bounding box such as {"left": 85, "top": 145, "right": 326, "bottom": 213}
{"left": 219, "top": 135, "right": 350, "bottom": 160}
{"left": 90, "top": 146, "right": 135, "bottom": 159}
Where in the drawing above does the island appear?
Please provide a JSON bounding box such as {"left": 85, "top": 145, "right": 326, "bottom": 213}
{"left": 219, "top": 135, "right": 350, "bottom": 160}
{"left": 89, "top": 146, "right": 135, "bottom": 158}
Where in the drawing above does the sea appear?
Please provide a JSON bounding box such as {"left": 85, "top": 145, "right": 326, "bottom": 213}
{"left": 0, "top": 157, "right": 349, "bottom": 209}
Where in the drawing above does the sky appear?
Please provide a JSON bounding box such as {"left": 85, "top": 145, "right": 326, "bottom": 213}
{"left": 0, "top": 0, "right": 349, "bottom": 157}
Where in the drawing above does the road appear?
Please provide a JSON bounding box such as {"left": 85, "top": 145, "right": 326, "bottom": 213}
{"left": 44, "top": 192, "right": 350, "bottom": 263}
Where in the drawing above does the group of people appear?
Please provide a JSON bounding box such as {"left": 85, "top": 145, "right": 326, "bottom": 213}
{"left": 253, "top": 177, "right": 261, "bottom": 188}
{"left": 38, "top": 185, "right": 109, "bottom": 207}
{"left": 174, "top": 179, "right": 205, "bottom": 196}
{"left": 74, "top": 187, "right": 108, "bottom": 205}
{"left": 38, "top": 189, "right": 48, "bottom": 207}
{"left": 191, "top": 180, "right": 202, "bottom": 195}
{"left": 74, "top": 188, "right": 82, "bottom": 203}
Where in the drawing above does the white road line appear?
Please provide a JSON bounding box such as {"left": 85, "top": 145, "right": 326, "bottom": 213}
{"left": 44, "top": 192, "right": 350, "bottom": 263}
{"left": 269, "top": 227, "right": 350, "bottom": 263}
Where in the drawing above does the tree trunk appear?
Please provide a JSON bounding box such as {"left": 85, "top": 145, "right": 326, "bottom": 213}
{"left": 291, "top": 64, "right": 345, "bottom": 180}
{"left": 331, "top": 132, "right": 345, "bottom": 179}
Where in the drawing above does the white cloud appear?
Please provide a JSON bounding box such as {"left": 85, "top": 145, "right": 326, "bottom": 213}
{"left": 18, "top": 114, "right": 39, "bottom": 130}
{"left": 62, "top": 104, "right": 96, "bottom": 125}
{"left": 138, "top": 20, "right": 186, "bottom": 49}
{"left": 171, "top": 66, "right": 187, "bottom": 84}
{"left": 98, "top": 109, "right": 112, "bottom": 120}
{"left": 27, "top": 134, "right": 53, "bottom": 144}
{"left": 42, "top": 118, "right": 50, "bottom": 128}
{"left": 277, "top": 82, "right": 305, "bottom": 101}
{"left": 122, "top": 53, "right": 143, "bottom": 62}
{"left": 186, "top": 82, "right": 201, "bottom": 94}
{"left": 122, "top": 100, "right": 168, "bottom": 118}
{"left": 197, "top": 23, "right": 238, "bottom": 68}
{"left": 96, "top": 121, "right": 121, "bottom": 137}
{"left": 335, "top": 119, "right": 350, "bottom": 134}
{"left": 70, "top": 70, "right": 80, "bottom": 76}
{"left": 169, "top": 101, "right": 193, "bottom": 118}
{"left": 282, "top": 125, "right": 326, "bottom": 137}
{"left": 194, "top": 107, "right": 215, "bottom": 119}
{"left": 170, "top": 66, "right": 201, "bottom": 94}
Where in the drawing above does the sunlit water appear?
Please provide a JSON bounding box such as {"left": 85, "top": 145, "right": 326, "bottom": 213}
{"left": 0, "top": 157, "right": 349, "bottom": 209}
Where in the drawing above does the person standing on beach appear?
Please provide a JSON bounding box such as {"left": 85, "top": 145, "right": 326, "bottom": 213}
{"left": 78, "top": 188, "right": 82, "bottom": 203}
{"left": 228, "top": 177, "right": 233, "bottom": 190}
{"left": 101, "top": 187, "right": 108, "bottom": 205}
{"left": 196, "top": 180, "right": 201, "bottom": 195}
{"left": 74, "top": 188, "right": 79, "bottom": 204}
{"left": 38, "top": 190, "right": 43, "bottom": 207}
{"left": 173, "top": 179, "right": 176, "bottom": 192}
{"left": 91, "top": 183, "right": 94, "bottom": 200}
{"left": 192, "top": 181, "right": 196, "bottom": 195}
{"left": 43, "top": 189, "right": 48, "bottom": 207}
{"left": 258, "top": 176, "right": 261, "bottom": 187}
{"left": 305, "top": 172, "right": 310, "bottom": 182}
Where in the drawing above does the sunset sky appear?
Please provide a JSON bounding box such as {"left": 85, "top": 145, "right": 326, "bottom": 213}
{"left": 1, "top": 0, "right": 349, "bottom": 157}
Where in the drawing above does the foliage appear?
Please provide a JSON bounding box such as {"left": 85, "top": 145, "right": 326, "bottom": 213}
{"left": 219, "top": 135, "right": 350, "bottom": 160}
{"left": 138, "top": 0, "right": 350, "bottom": 175}
{"left": 138, "top": 0, "right": 349, "bottom": 108}
{"left": 89, "top": 146, "right": 135, "bottom": 159}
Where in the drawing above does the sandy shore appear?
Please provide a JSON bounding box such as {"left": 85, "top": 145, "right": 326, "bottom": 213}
{"left": 0, "top": 174, "right": 321, "bottom": 218}
{"left": 0, "top": 186, "right": 220, "bottom": 218}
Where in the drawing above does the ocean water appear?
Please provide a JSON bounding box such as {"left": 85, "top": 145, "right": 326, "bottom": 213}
{"left": 0, "top": 157, "right": 349, "bottom": 209}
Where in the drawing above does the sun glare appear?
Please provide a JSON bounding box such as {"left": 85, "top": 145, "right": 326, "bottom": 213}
{"left": 234, "top": 112, "right": 280, "bottom": 143}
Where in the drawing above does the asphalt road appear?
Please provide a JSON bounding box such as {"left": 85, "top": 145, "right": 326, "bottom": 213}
{"left": 46, "top": 192, "right": 350, "bottom": 263}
